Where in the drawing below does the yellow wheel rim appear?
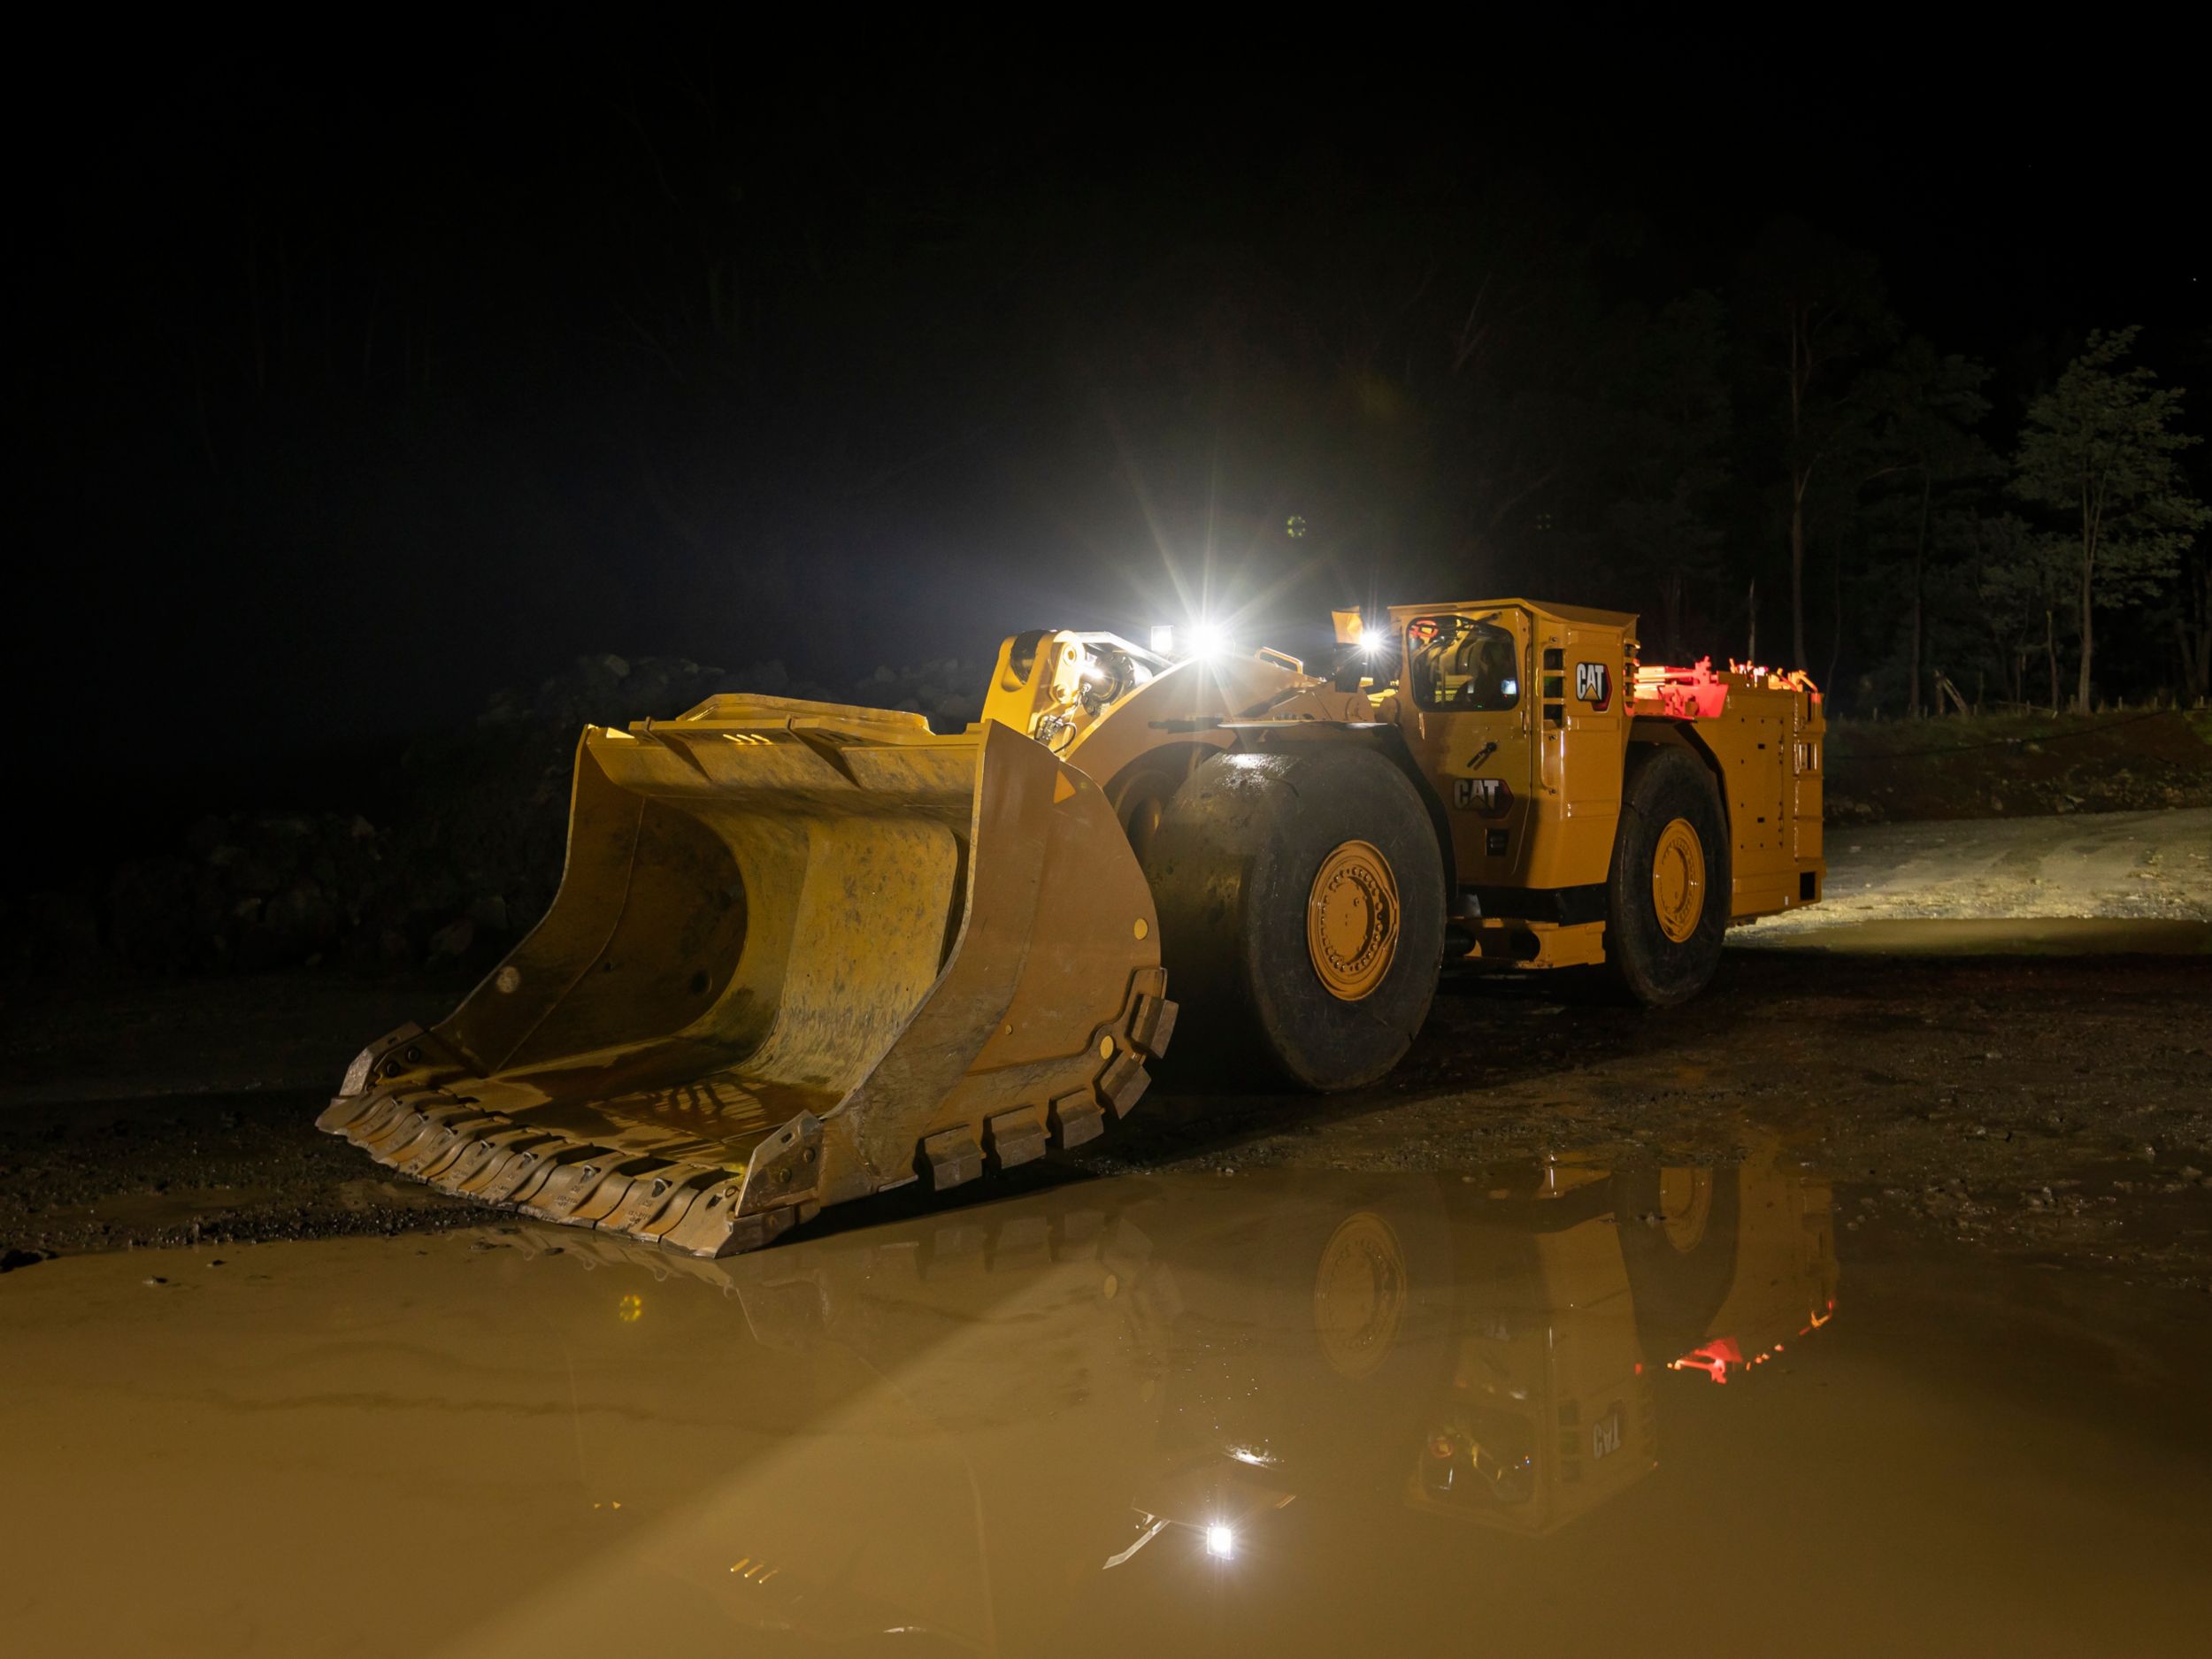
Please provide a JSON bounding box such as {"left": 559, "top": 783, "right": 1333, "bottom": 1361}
{"left": 1307, "top": 840, "right": 1401, "bottom": 1002}
{"left": 1650, "top": 818, "right": 1707, "bottom": 944}
{"left": 1312, "top": 1211, "right": 1407, "bottom": 1379}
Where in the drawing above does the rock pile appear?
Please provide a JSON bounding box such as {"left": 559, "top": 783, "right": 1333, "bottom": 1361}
{"left": 107, "top": 812, "right": 389, "bottom": 973}
{"left": 18, "top": 651, "right": 987, "bottom": 982}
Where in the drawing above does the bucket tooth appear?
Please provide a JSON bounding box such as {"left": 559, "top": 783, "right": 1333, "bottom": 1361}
{"left": 986, "top": 1106, "right": 1048, "bottom": 1170}
{"left": 382, "top": 1116, "right": 465, "bottom": 1174}
{"left": 450, "top": 1132, "right": 565, "bottom": 1200}
{"left": 399, "top": 1113, "right": 505, "bottom": 1180}
{"left": 1049, "top": 1091, "right": 1105, "bottom": 1148}
{"left": 507, "top": 1142, "right": 611, "bottom": 1213}
{"left": 566, "top": 1158, "right": 679, "bottom": 1227}
{"left": 623, "top": 1163, "right": 728, "bottom": 1231}
{"left": 351, "top": 1102, "right": 429, "bottom": 1159}
{"left": 595, "top": 1165, "right": 704, "bottom": 1234}
{"left": 1129, "top": 993, "right": 1179, "bottom": 1058}
{"left": 514, "top": 1147, "right": 623, "bottom": 1219}
{"left": 473, "top": 1138, "right": 574, "bottom": 1205}
{"left": 384, "top": 1117, "right": 461, "bottom": 1166}
{"left": 417, "top": 1125, "right": 511, "bottom": 1187}
{"left": 317, "top": 1093, "right": 380, "bottom": 1134}
{"left": 356, "top": 1100, "right": 450, "bottom": 1162}
{"left": 1099, "top": 1052, "right": 1151, "bottom": 1118}
{"left": 631, "top": 1169, "right": 742, "bottom": 1248}
{"left": 337, "top": 1095, "right": 410, "bottom": 1146}
{"left": 919, "top": 1128, "right": 983, "bottom": 1191}
{"left": 358, "top": 1094, "right": 466, "bottom": 1163}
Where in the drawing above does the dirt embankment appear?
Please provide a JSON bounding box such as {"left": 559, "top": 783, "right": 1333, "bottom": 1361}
{"left": 1824, "top": 707, "right": 2212, "bottom": 824}
{"left": 3, "top": 653, "right": 987, "bottom": 987}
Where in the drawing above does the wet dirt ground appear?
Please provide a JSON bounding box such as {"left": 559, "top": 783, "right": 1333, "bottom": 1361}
{"left": 2, "top": 810, "right": 2208, "bottom": 1286}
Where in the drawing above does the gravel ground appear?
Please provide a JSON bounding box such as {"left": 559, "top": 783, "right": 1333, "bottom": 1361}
{"left": 1751, "top": 807, "right": 2212, "bottom": 932}
{"left": 4, "top": 810, "right": 2207, "bottom": 1284}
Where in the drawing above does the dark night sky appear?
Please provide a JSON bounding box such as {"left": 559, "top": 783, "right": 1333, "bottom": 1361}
{"left": 17, "top": 43, "right": 2204, "bottom": 787}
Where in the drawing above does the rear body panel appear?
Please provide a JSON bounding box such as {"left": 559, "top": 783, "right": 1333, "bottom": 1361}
{"left": 1633, "top": 660, "right": 1826, "bottom": 919}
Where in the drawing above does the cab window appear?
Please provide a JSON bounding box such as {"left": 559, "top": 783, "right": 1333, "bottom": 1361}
{"left": 1407, "top": 615, "right": 1520, "bottom": 712}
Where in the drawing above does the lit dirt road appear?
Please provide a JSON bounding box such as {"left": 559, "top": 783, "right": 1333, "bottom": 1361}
{"left": 1748, "top": 805, "right": 2212, "bottom": 933}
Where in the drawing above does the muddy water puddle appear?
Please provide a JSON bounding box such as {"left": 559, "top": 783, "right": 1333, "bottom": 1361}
{"left": 4, "top": 1161, "right": 2209, "bottom": 1657}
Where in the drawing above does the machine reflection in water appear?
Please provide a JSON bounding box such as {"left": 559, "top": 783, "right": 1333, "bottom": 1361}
{"left": 504, "top": 1153, "right": 1836, "bottom": 1646}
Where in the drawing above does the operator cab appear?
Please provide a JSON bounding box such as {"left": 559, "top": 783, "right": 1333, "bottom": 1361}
{"left": 1407, "top": 615, "right": 1520, "bottom": 712}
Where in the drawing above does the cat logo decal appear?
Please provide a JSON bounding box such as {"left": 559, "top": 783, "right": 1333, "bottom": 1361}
{"left": 1452, "top": 777, "right": 1515, "bottom": 817}
{"left": 1574, "top": 661, "right": 1612, "bottom": 711}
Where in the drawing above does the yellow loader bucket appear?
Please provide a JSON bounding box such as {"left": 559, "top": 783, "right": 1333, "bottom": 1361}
{"left": 319, "top": 696, "right": 1175, "bottom": 1256}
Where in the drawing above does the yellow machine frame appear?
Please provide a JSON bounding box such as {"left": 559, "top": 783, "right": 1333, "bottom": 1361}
{"left": 322, "top": 597, "right": 1826, "bottom": 1256}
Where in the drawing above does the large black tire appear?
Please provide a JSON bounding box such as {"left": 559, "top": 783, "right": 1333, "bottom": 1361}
{"left": 1600, "top": 744, "right": 1730, "bottom": 1007}
{"left": 1142, "top": 746, "right": 1447, "bottom": 1090}
{"left": 1107, "top": 754, "right": 1199, "bottom": 870}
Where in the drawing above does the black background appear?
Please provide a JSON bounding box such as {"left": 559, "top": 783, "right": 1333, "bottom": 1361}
{"left": 18, "top": 39, "right": 2204, "bottom": 787}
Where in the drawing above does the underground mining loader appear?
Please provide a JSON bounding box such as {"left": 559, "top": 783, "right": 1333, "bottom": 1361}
{"left": 322, "top": 600, "right": 1826, "bottom": 1255}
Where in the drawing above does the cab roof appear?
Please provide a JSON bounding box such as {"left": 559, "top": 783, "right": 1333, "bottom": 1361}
{"left": 1384, "top": 597, "right": 1640, "bottom": 631}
